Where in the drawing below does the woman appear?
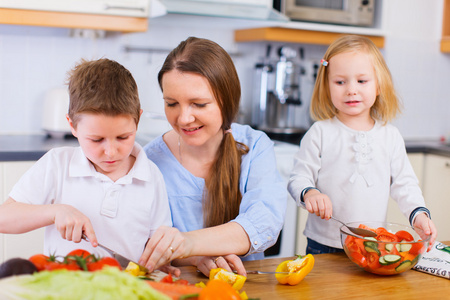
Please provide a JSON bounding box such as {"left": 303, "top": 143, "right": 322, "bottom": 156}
{"left": 140, "top": 37, "right": 287, "bottom": 276}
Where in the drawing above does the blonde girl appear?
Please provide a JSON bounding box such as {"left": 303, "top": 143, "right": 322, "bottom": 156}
{"left": 288, "top": 35, "right": 437, "bottom": 254}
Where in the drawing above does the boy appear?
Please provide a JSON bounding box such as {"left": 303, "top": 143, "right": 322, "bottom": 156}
{"left": 0, "top": 58, "right": 172, "bottom": 263}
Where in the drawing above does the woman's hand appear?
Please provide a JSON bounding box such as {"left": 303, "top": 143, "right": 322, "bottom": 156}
{"left": 413, "top": 213, "right": 437, "bottom": 251}
{"left": 303, "top": 190, "right": 333, "bottom": 220}
{"left": 53, "top": 204, "right": 97, "bottom": 247}
{"left": 139, "top": 226, "right": 192, "bottom": 272}
{"left": 196, "top": 254, "right": 246, "bottom": 277}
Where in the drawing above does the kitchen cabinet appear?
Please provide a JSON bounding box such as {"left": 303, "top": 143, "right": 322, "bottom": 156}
{"left": 441, "top": 0, "right": 450, "bottom": 52}
{"left": 0, "top": 0, "right": 150, "bottom": 33}
{"left": 422, "top": 154, "right": 450, "bottom": 241}
{"left": 0, "top": 161, "right": 44, "bottom": 263}
{"left": 234, "top": 27, "right": 385, "bottom": 48}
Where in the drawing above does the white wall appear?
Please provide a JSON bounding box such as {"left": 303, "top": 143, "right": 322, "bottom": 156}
{"left": 0, "top": 0, "right": 448, "bottom": 140}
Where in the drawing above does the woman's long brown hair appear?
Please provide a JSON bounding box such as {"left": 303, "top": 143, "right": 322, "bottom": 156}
{"left": 158, "top": 37, "right": 249, "bottom": 227}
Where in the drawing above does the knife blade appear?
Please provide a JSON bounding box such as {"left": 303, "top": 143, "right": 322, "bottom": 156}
{"left": 81, "top": 234, "right": 148, "bottom": 273}
{"left": 246, "top": 270, "right": 291, "bottom": 274}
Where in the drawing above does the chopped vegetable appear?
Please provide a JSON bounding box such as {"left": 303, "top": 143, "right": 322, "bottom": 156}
{"left": 198, "top": 279, "right": 241, "bottom": 300}
{"left": 147, "top": 281, "right": 203, "bottom": 300}
{"left": 125, "top": 261, "right": 147, "bottom": 277}
{"left": 0, "top": 267, "right": 170, "bottom": 300}
{"left": 209, "top": 268, "right": 246, "bottom": 291}
{"left": 275, "top": 254, "right": 314, "bottom": 285}
{"left": 343, "top": 225, "right": 427, "bottom": 275}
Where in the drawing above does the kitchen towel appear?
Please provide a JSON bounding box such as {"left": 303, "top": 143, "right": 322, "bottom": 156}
{"left": 413, "top": 241, "right": 450, "bottom": 279}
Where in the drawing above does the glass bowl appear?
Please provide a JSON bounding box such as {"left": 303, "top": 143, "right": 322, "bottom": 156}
{"left": 340, "top": 221, "right": 430, "bottom": 275}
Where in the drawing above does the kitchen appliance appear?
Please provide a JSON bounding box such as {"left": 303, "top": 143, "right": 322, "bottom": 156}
{"left": 157, "top": 0, "right": 288, "bottom": 21}
{"left": 42, "top": 87, "right": 71, "bottom": 138}
{"left": 252, "top": 45, "right": 308, "bottom": 139}
{"left": 274, "top": 0, "right": 376, "bottom": 27}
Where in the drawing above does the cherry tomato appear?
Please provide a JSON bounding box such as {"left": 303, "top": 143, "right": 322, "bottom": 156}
{"left": 87, "top": 257, "right": 121, "bottom": 271}
{"left": 161, "top": 274, "right": 174, "bottom": 283}
{"left": 67, "top": 249, "right": 91, "bottom": 259}
{"left": 395, "top": 230, "right": 414, "bottom": 242}
{"left": 29, "top": 254, "right": 51, "bottom": 271}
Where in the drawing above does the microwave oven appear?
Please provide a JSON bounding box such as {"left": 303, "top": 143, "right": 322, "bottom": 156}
{"left": 275, "top": 0, "right": 376, "bottom": 27}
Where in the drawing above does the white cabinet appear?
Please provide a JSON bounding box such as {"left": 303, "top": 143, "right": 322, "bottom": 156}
{"left": 386, "top": 153, "right": 425, "bottom": 225}
{"left": 0, "top": 161, "right": 45, "bottom": 263}
{"left": 422, "top": 154, "right": 450, "bottom": 241}
{"left": 0, "top": 0, "right": 150, "bottom": 17}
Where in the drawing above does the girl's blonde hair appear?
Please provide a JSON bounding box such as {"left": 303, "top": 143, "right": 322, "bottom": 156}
{"left": 310, "top": 35, "right": 401, "bottom": 124}
{"left": 158, "top": 37, "right": 249, "bottom": 228}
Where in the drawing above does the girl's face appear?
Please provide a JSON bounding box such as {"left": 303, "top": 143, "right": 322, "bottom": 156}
{"left": 161, "top": 70, "right": 224, "bottom": 148}
{"left": 68, "top": 113, "right": 137, "bottom": 180}
{"left": 327, "top": 50, "right": 378, "bottom": 124}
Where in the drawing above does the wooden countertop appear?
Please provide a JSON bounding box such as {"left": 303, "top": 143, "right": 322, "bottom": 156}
{"left": 178, "top": 242, "right": 450, "bottom": 299}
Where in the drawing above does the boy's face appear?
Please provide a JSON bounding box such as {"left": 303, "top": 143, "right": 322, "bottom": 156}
{"left": 67, "top": 113, "right": 138, "bottom": 180}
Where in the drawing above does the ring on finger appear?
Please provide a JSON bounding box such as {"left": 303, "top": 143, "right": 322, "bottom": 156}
{"left": 169, "top": 246, "right": 175, "bottom": 253}
{"left": 214, "top": 256, "right": 222, "bottom": 264}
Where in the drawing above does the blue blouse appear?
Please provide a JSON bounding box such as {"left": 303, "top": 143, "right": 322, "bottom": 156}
{"left": 144, "top": 123, "right": 287, "bottom": 260}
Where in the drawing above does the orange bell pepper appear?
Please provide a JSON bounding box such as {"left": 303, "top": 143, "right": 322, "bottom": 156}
{"left": 199, "top": 279, "right": 241, "bottom": 300}
{"left": 275, "top": 254, "right": 315, "bottom": 285}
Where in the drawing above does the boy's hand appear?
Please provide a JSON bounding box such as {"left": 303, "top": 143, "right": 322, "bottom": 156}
{"left": 303, "top": 189, "right": 333, "bottom": 220}
{"left": 413, "top": 213, "right": 437, "bottom": 251}
{"left": 53, "top": 204, "right": 97, "bottom": 247}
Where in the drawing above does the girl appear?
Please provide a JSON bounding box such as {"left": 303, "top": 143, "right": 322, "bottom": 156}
{"left": 141, "top": 37, "right": 287, "bottom": 276}
{"left": 288, "top": 35, "right": 437, "bottom": 254}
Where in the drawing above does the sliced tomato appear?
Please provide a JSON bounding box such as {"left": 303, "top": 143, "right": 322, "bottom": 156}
{"left": 395, "top": 230, "right": 414, "bottom": 242}
{"left": 366, "top": 252, "right": 381, "bottom": 270}
{"left": 350, "top": 252, "right": 367, "bottom": 268}
{"left": 174, "top": 279, "right": 190, "bottom": 285}
{"left": 161, "top": 274, "right": 174, "bottom": 283}
{"left": 409, "top": 241, "right": 425, "bottom": 255}
{"left": 358, "top": 224, "right": 376, "bottom": 232}
{"left": 375, "top": 227, "right": 388, "bottom": 235}
{"left": 87, "top": 257, "right": 121, "bottom": 271}
{"left": 376, "top": 231, "right": 398, "bottom": 243}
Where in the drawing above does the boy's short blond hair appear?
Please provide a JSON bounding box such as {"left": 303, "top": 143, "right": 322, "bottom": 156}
{"left": 67, "top": 58, "right": 141, "bottom": 128}
{"left": 310, "top": 35, "right": 401, "bottom": 124}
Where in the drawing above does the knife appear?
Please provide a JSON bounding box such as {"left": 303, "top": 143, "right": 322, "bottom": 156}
{"left": 198, "top": 270, "right": 291, "bottom": 275}
{"left": 81, "top": 234, "right": 148, "bottom": 273}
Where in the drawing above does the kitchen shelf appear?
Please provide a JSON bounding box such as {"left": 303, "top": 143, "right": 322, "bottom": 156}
{"left": 234, "top": 27, "right": 385, "bottom": 48}
{"left": 0, "top": 8, "right": 148, "bottom": 33}
{"left": 441, "top": 0, "right": 450, "bottom": 52}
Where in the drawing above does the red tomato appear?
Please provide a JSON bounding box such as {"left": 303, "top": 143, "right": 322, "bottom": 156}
{"left": 350, "top": 252, "right": 368, "bottom": 268}
{"left": 375, "top": 227, "right": 388, "bottom": 235}
{"left": 29, "top": 254, "right": 51, "bottom": 271}
{"left": 366, "top": 252, "right": 381, "bottom": 270}
{"left": 161, "top": 274, "right": 174, "bottom": 283}
{"left": 409, "top": 241, "right": 425, "bottom": 255}
{"left": 395, "top": 230, "right": 414, "bottom": 242}
{"left": 87, "top": 257, "right": 121, "bottom": 271}
{"left": 174, "top": 279, "right": 190, "bottom": 285}
{"left": 358, "top": 224, "right": 376, "bottom": 232}
{"left": 376, "top": 231, "right": 398, "bottom": 243}
{"left": 67, "top": 249, "right": 91, "bottom": 259}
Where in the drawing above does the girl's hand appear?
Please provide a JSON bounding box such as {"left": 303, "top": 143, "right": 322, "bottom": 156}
{"left": 303, "top": 190, "right": 333, "bottom": 220}
{"left": 139, "top": 226, "right": 192, "bottom": 273}
{"left": 53, "top": 204, "right": 97, "bottom": 247}
{"left": 196, "top": 254, "right": 246, "bottom": 277}
{"left": 413, "top": 213, "right": 437, "bottom": 251}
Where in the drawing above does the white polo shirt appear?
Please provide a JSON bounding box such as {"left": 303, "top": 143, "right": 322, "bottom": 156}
{"left": 9, "top": 142, "right": 172, "bottom": 262}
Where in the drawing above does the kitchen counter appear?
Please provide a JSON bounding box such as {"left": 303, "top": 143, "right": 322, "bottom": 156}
{"left": 179, "top": 242, "right": 450, "bottom": 299}
{"left": 0, "top": 134, "right": 449, "bottom": 162}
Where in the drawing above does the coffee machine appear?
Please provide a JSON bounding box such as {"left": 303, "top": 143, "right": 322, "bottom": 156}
{"left": 252, "top": 45, "right": 310, "bottom": 142}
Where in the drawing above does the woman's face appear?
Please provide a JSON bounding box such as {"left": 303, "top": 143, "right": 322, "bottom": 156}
{"left": 161, "top": 70, "right": 223, "bottom": 148}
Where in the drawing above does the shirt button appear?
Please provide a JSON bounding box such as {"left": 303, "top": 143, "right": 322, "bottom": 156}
{"left": 267, "top": 236, "right": 272, "bottom": 241}
{"left": 254, "top": 241, "right": 258, "bottom": 245}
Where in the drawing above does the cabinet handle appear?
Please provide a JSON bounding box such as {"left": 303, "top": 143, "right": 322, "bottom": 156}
{"left": 104, "top": 5, "right": 146, "bottom": 12}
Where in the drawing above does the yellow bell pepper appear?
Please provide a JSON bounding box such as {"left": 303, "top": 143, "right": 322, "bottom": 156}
{"left": 209, "top": 268, "right": 247, "bottom": 290}
{"left": 124, "top": 261, "right": 147, "bottom": 277}
{"left": 275, "top": 254, "right": 314, "bottom": 285}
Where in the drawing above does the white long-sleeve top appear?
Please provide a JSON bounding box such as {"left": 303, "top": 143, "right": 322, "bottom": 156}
{"left": 288, "top": 117, "right": 426, "bottom": 248}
